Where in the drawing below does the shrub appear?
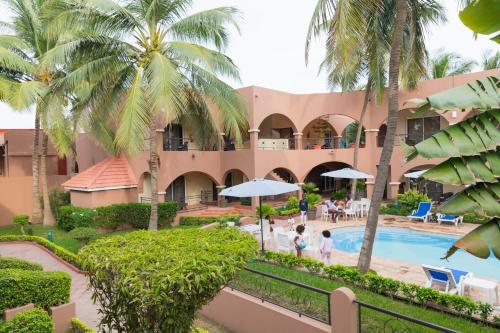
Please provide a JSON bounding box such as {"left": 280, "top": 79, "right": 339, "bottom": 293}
{"left": 240, "top": 197, "right": 251, "bottom": 206}
{"left": 0, "top": 269, "right": 71, "bottom": 312}
{"left": 0, "top": 308, "right": 53, "bottom": 333}
{"left": 12, "top": 215, "right": 29, "bottom": 235}
{"left": 256, "top": 203, "right": 277, "bottom": 218}
{"left": 57, "top": 206, "right": 96, "bottom": 231}
{"left": 277, "top": 208, "right": 299, "bottom": 216}
{"left": 305, "top": 193, "right": 321, "bottom": 208}
{"left": 395, "top": 189, "right": 430, "bottom": 212}
{"left": 68, "top": 228, "right": 98, "bottom": 246}
{"left": 260, "top": 251, "right": 493, "bottom": 322}
{"left": 180, "top": 215, "right": 240, "bottom": 226}
{"left": 379, "top": 205, "right": 410, "bottom": 216}
{"left": 70, "top": 318, "right": 94, "bottom": 333}
{"left": 287, "top": 196, "right": 299, "bottom": 210}
{"left": 0, "top": 257, "right": 43, "bottom": 271}
{"left": 78, "top": 228, "right": 258, "bottom": 332}
{"left": 0, "top": 236, "right": 79, "bottom": 268}
{"left": 331, "top": 188, "right": 347, "bottom": 200}
{"left": 302, "top": 182, "right": 319, "bottom": 194}
{"left": 49, "top": 189, "right": 70, "bottom": 219}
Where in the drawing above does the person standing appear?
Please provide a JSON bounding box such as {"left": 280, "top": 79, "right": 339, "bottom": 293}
{"left": 299, "top": 195, "right": 308, "bottom": 225}
{"left": 320, "top": 230, "right": 334, "bottom": 265}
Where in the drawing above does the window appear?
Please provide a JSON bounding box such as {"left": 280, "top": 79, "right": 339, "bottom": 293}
{"left": 407, "top": 116, "right": 440, "bottom": 145}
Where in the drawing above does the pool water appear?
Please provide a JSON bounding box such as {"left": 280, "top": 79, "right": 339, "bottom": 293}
{"left": 331, "top": 227, "right": 500, "bottom": 280}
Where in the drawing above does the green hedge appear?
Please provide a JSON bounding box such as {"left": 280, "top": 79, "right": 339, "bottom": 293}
{"left": 0, "top": 269, "right": 71, "bottom": 313}
{"left": 0, "top": 308, "right": 53, "bottom": 333}
{"left": 57, "top": 202, "right": 178, "bottom": 231}
{"left": 70, "top": 318, "right": 94, "bottom": 333}
{"left": 379, "top": 205, "right": 410, "bottom": 216}
{"left": 179, "top": 215, "right": 240, "bottom": 226}
{"left": 0, "top": 257, "right": 43, "bottom": 271}
{"left": 261, "top": 251, "right": 495, "bottom": 323}
{"left": 0, "top": 236, "right": 80, "bottom": 269}
{"left": 78, "top": 228, "right": 258, "bottom": 332}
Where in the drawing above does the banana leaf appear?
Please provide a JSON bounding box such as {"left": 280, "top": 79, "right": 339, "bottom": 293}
{"left": 439, "top": 183, "right": 500, "bottom": 217}
{"left": 459, "top": 0, "right": 500, "bottom": 44}
{"left": 405, "top": 109, "right": 500, "bottom": 161}
{"left": 442, "top": 219, "right": 500, "bottom": 260}
{"left": 422, "top": 150, "right": 499, "bottom": 185}
{"left": 406, "top": 75, "right": 499, "bottom": 113}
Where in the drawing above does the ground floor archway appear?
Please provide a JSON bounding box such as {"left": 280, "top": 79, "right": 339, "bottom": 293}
{"left": 165, "top": 172, "right": 219, "bottom": 209}
{"left": 303, "top": 162, "right": 352, "bottom": 194}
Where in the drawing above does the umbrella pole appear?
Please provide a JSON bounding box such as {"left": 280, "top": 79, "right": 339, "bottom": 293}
{"left": 259, "top": 196, "right": 264, "bottom": 253}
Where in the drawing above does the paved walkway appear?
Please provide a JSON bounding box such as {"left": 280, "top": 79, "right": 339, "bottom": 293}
{"left": 0, "top": 242, "right": 99, "bottom": 331}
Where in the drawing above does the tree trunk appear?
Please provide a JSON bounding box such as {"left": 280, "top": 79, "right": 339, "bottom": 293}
{"left": 357, "top": 0, "right": 408, "bottom": 273}
{"left": 70, "top": 142, "right": 77, "bottom": 177}
{"left": 31, "top": 112, "right": 42, "bottom": 224}
{"left": 148, "top": 119, "right": 159, "bottom": 231}
{"left": 350, "top": 79, "right": 372, "bottom": 200}
{"left": 41, "top": 133, "right": 55, "bottom": 226}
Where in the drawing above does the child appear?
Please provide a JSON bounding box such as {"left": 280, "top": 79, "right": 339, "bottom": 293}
{"left": 294, "top": 225, "right": 306, "bottom": 257}
{"left": 320, "top": 230, "right": 334, "bottom": 265}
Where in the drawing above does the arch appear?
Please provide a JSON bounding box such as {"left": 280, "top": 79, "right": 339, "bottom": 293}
{"left": 263, "top": 167, "right": 299, "bottom": 184}
{"left": 341, "top": 122, "right": 366, "bottom": 148}
{"left": 301, "top": 118, "right": 337, "bottom": 150}
{"left": 165, "top": 171, "right": 220, "bottom": 209}
{"left": 223, "top": 169, "right": 249, "bottom": 187}
{"left": 303, "top": 161, "right": 352, "bottom": 193}
{"left": 257, "top": 113, "right": 298, "bottom": 138}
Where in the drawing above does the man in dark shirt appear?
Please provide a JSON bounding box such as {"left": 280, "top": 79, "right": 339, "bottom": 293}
{"left": 299, "top": 195, "right": 308, "bottom": 225}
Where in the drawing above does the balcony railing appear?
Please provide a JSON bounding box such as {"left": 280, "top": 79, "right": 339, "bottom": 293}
{"left": 257, "top": 138, "right": 296, "bottom": 150}
{"left": 163, "top": 138, "right": 218, "bottom": 152}
{"left": 302, "top": 138, "right": 335, "bottom": 150}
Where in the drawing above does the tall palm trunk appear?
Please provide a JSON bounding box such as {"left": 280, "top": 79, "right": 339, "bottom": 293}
{"left": 31, "top": 112, "right": 42, "bottom": 224}
{"left": 70, "top": 118, "right": 78, "bottom": 177}
{"left": 350, "top": 78, "right": 372, "bottom": 200}
{"left": 41, "top": 133, "right": 55, "bottom": 226}
{"left": 148, "top": 119, "right": 159, "bottom": 231}
{"left": 357, "top": 0, "right": 408, "bottom": 273}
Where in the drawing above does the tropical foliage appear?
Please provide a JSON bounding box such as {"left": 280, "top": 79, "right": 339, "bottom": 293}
{"left": 42, "top": 0, "right": 247, "bottom": 230}
{"left": 427, "top": 49, "right": 476, "bottom": 79}
{"left": 404, "top": 75, "right": 500, "bottom": 260}
{"left": 78, "top": 228, "right": 258, "bottom": 332}
{"left": 459, "top": 0, "right": 500, "bottom": 43}
{"left": 482, "top": 50, "right": 500, "bottom": 70}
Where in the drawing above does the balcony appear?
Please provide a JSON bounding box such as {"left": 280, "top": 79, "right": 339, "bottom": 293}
{"left": 257, "top": 138, "right": 295, "bottom": 150}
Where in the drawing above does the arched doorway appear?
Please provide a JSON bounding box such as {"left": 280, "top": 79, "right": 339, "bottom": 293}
{"left": 399, "top": 166, "right": 446, "bottom": 202}
{"left": 304, "top": 162, "right": 352, "bottom": 194}
{"left": 265, "top": 168, "right": 298, "bottom": 184}
{"left": 165, "top": 172, "right": 219, "bottom": 209}
{"left": 223, "top": 169, "right": 249, "bottom": 202}
{"left": 341, "top": 122, "right": 366, "bottom": 149}
{"left": 377, "top": 124, "right": 387, "bottom": 147}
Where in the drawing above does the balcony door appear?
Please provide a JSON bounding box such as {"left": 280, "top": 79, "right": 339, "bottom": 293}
{"left": 407, "top": 116, "right": 440, "bottom": 145}
{"left": 163, "top": 124, "right": 184, "bottom": 151}
{"left": 165, "top": 175, "right": 186, "bottom": 208}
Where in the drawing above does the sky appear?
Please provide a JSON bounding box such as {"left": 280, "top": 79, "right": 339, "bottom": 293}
{"left": 0, "top": 0, "right": 498, "bottom": 129}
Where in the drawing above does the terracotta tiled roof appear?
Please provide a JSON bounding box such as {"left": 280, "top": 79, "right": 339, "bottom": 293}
{"left": 62, "top": 156, "right": 137, "bottom": 192}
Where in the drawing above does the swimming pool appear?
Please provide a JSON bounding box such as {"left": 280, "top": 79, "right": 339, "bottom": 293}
{"left": 331, "top": 227, "right": 500, "bottom": 280}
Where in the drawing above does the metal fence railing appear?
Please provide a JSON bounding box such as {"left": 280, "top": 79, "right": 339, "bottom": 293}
{"left": 228, "top": 267, "right": 331, "bottom": 324}
{"left": 355, "top": 301, "right": 460, "bottom": 333}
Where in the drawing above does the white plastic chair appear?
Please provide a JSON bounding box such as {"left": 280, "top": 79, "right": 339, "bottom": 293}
{"left": 321, "top": 205, "right": 331, "bottom": 222}
{"left": 360, "top": 198, "right": 370, "bottom": 217}
{"left": 344, "top": 201, "right": 358, "bottom": 221}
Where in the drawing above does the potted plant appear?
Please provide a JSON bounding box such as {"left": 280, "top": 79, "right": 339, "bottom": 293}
{"left": 305, "top": 193, "right": 321, "bottom": 220}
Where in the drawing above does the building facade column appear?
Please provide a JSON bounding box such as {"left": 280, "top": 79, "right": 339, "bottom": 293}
{"left": 388, "top": 182, "right": 401, "bottom": 200}
{"left": 216, "top": 185, "right": 226, "bottom": 207}
{"left": 364, "top": 129, "right": 380, "bottom": 149}
{"left": 293, "top": 132, "right": 303, "bottom": 150}
{"left": 295, "top": 182, "right": 304, "bottom": 198}
{"left": 248, "top": 128, "right": 260, "bottom": 150}
{"left": 365, "top": 181, "right": 375, "bottom": 199}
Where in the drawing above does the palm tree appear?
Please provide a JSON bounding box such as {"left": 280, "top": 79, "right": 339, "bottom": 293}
{"left": 44, "top": 0, "right": 247, "bottom": 230}
{"left": 427, "top": 49, "right": 476, "bottom": 78}
{"left": 0, "top": 0, "right": 66, "bottom": 226}
{"left": 306, "top": 0, "right": 443, "bottom": 201}
{"left": 481, "top": 50, "right": 500, "bottom": 70}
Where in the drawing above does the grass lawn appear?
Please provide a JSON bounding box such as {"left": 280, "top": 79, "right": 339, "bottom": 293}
{"left": 0, "top": 224, "right": 199, "bottom": 253}
{"left": 237, "top": 261, "right": 498, "bottom": 333}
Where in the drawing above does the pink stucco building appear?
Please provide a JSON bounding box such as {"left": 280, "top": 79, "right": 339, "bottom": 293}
{"left": 1, "top": 69, "right": 498, "bottom": 224}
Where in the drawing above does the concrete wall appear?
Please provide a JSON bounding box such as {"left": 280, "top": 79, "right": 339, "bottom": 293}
{"left": 70, "top": 188, "right": 138, "bottom": 208}
{"left": 0, "top": 176, "right": 68, "bottom": 226}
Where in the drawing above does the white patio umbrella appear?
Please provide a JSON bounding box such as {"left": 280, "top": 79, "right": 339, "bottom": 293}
{"left": 321, "top": 168, "right": 374, "bottom": 179}
{"left": 404, "top": 169, "right": 429, "bottom": 179}
{"left": 219, "top": 178, "right": 300, "bottom": 252}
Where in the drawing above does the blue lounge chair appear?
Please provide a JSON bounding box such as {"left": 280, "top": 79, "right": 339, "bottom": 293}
{"left": 436, "top": 213, "right": 463, "bottom": 227}
{"left": 408, "top": 202, "right": 432, "bottom": 223}
{"left": 422, "top": 264, "right": 472, "bottom": 294}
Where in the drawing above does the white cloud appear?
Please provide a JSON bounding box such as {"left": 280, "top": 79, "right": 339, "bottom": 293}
{"left": 0, "top": 0, "right": 497, "bottom": 129}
